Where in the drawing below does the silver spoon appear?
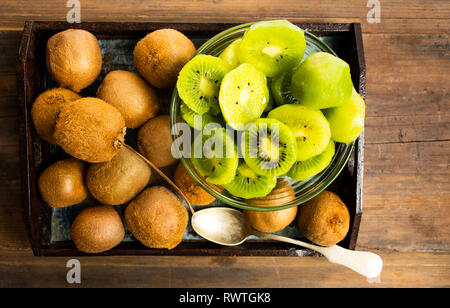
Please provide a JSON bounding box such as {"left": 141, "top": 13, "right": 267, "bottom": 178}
{"left": 191, "top": 207, "right": 383, "bottom": 279}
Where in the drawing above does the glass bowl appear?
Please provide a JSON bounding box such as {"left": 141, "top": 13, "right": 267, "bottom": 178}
{"left": 170, "top": 22, "right": 355, "bottom": 211}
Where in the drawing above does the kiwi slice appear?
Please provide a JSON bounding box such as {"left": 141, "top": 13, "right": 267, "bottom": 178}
{"left": 288, "top": 140, "right": 335, "bottom": 181}
{"left": 177, "top": 54, "right": 230, "bottom": 114}
{"left": 241, "top": 118, "right": 297, "bottom": 177}
{"left": 191, "top": 127, "right": 239, "bottom": 185}
{"left": 180, "top": 102, "right": 222, "bottom": 130}
{"left": 271, "top": 71, "right": 298, "bottom": 106}
{"left": 264, "top": 78, "right": 275, "bottom": 113}
{"left": 268, "top": 104, "right": 331, "bottom": 161}
{"left": 238, "top": 20, "right": 306, "bottom": 77}
{"left": 219, "top": 63, "right": 269, "bottom": 130}
{"left": 291, "top": 52, "right": 353, "bottom": 109}
{"left": 223, "top": 162, "right": 277, "bottom": 199}
{"left": 219, "top": 38, "right": 242, "bottom": 69}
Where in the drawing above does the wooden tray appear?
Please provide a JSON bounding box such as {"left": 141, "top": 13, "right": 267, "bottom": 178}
{"left": 17, "top": 21, "right": 365, "bottom": 257}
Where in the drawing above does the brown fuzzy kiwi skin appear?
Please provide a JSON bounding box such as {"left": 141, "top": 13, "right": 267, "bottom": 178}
{"left": 133, "top": 29, "right": 196, "bottom": 88}
{"left": 125, "top": 186, "right": 188, "bottom": 250}
{"left": 297, "top": 191, "right": 350, "bottom": 247}
{"left": 137, "top": 115, "right": 178, "bottom": 168}
{"left": 31, "top": 88, "right": 81, "bottom": 144}
{"left": 38, "top": 158, "right": 88, "bottom": 208}
{"left": 96, "top": 70, "right": 160, "bottom": 128}
{"left": 53, "top": 97, "right": 126, "bottom": 163}
{"left": 244, "top": 180, "right": 298, "bottom": 233}
{"left": 70, "top": 205, "right": 125, "bottom": 253}
{"left": 86, "top": 147, "right": 151, "bottom": 205}
{"left": 46, "top": 29, "right": 102, "bottom": 92}
{"left": 174, "top": 162, "right": 215, "bottom": 206}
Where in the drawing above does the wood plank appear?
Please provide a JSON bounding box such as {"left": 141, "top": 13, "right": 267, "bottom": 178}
{"left": 0, "top": 0, "right": 448, "bottom": 33}
{"left": 360, "top": 141, "right": 450, "bottom": 251}
{"left": 0, "top": 251, "right": 448, "bottom": 287}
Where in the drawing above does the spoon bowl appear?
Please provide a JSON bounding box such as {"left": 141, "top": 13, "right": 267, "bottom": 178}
{"left": 191, "top": 207, "right": 383, "bottom": 279}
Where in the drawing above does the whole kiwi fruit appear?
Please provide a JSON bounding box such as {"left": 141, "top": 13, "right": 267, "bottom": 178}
{"left": 134, "top": 29, "right": 196, "bottom": 88}
{"left": 54, "top": 97, "right": 126, "bottom": 163}
{"left": 46, "top": 29, "right": 102, "bottom": 92}
{"left": 86, "top": 147, "right": 151, "bottom": 205}
{"left": 125, "top": 186, "right": 188, "bottom": 249}
{"left": 137, "top": 115, "right": 178, "bottom": 168}
{"left": 244, "top": 180, "right": 298, "bottom": 232}
{"left": 70, "top": 205, "right": 125, "bottom": 253}
{"left": 38, "top": 158, "right": 88, "bottom": 208}
{"left": 96, "top": 70, "right": 160, "bottom": 128}
{"left": 174, "top": 162, "right": 215, "bottom": 205}
{"left": 31, "top": 88, "right": 81, "bottom": 144}
{"left": 297, "top": 191, "right": 350, "bottom": 246}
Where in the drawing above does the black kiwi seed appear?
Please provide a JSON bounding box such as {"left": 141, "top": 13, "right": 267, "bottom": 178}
{"left": 211, "top": 166, "right": 216, "bottom": 173}
{"left": 236, "top": 102, "right": 239, "bottom": 105}
{"left": 200, "top": 96, "right": 203, "bottom": 100}
{"left": 215, "top": 80, "right": 218, "bottom": 83}
{"left": 196, "top": 70, "right": 200, "bottom": 74}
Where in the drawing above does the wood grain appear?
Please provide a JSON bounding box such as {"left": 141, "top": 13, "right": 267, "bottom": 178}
{"left": 0, "top": 0, "right": 449, "bottom": 287}
{"left": 0, "top": 250, "right": 449, "bottom": 287}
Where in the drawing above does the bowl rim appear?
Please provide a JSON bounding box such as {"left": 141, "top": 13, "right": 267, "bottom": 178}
{"left": 170, "top": 21, "right": 355, "bottom": 211}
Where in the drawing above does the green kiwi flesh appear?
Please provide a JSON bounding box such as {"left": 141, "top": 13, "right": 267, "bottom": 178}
{"left": 223, "top": 162, "right": 277, "bottom": 199}
{"left": 238, "top": 20, "right": 306, "bottom": 77}
{"left": 180, "top": 102, "right": 222, "bottom": 131}
{"left": 268, "top": 104, "right": 331, "bottom": 161}
{"left": 219, "top": 63, "right": 269, "bottom": 130}
{"left": 291, "top": 52, "right": 353, "bottom": 109}
{"left": 271, "top": 71, "right": 298, "bottom": 106}
{"left": 177, "top": 54, "right": 231, "bottom": 114}
{"left": 288, "top": 140, "right": 335, "bottom": 181}
{"left": 323, "top": 88, "right": 365, "bottom": 144}
{"left": 191, "top": 127, "right": 239, "bottom": 185}
{"left": 219, "top": 38, "right": 242, "bottom": 69}
{"left": 241, "top": 118, "right": 297, "bottom": 177}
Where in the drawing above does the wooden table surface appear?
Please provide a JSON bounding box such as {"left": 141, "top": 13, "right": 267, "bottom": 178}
{"left": 0, "top": 0, "right": 449, "bottom": 288}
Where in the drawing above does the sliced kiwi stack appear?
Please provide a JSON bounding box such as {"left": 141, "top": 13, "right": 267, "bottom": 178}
{"left": 238, "top": 20, "right": 306, "bottom": 77}
{"left": 179, "top": 102, "right": 222, "bottom": 130}
{"left": 268, "top": 104, "right": 331, "bottom": 161}
{"left": 191, "top": 127, "right": 239, "bottom": 185}
{"left": 271, "top": 71, "right": 298, "bottom": 106}
{"left": 288, "top": 140, "right": 335, "bottom": 181}
{"left": 177, "top": 54, "right": 231, "bottom": 115}
{"left": 223, "top": 162, "right": 277, "bottom": 199}
{"left": 241, "top": 118, "right": 297, "bottom": 177}
{"left": 219, "top": 63, "right": 269, "bottom": 130}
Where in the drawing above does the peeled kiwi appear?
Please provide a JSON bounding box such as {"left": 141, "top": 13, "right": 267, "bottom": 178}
{"left": 137, "top": 115, "right": 178, "bottom": 168}
{"left": 297, "top": 191, "right": 350, "bottom": 246}
{"left": 86, "top": 147, "right": 151, "bottom": 205}
{"left": 54, "top": 97, "right": 126, "bottom": 163}
{"left": 46, "top": 29, "right": 102, "bottom": 92}
{"left": 97, "top": 70, "right": 159, "bottom": 129}
{"left": 134, "top": 28, "right": 196, "bottom": 88}
{"left": 244, "top": 180, "right": 297, "bottom": 232}
{"left": 38, "top": 158, "right": 88, "bottom": 208}
{"left": 70, "top": 205, "right": 125, "bottom": 253}
{"left": 125, "top": 186, "right": 188, "bottom": 249}
{"left": 174, "top": 162, "right": 215, "bottom": 205}
{"left": 31, "top": 88, "right": 81, "bottom": 144}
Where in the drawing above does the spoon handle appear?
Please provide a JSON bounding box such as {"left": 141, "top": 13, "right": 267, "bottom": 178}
{"left": 253, "top": 231, "right": 382, "bottom": 279}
